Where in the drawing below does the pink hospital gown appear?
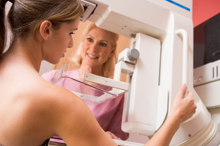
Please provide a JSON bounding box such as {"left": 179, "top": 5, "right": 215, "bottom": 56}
{"left": 42, "top": 69, "right": 129, "bottom": 141}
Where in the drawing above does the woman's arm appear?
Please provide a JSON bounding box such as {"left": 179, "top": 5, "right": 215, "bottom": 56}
{"left": 49, "top": 83, "right": 195, "bottom": 146}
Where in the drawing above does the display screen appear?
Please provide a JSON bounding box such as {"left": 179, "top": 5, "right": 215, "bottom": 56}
{"left": 194, "top": 13, "right": 220, "bottom": 68}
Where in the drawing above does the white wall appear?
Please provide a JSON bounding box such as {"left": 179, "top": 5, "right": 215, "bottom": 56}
{"left": 39, "top": 61, "right": 52, "bottom": 75}
{"left": 5, "top": 2, "right": 12, "bottom": 53}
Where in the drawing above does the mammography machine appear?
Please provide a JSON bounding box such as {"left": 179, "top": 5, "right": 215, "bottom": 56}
{"left": 77, "top": 0, "right": 220, "bottom": 145}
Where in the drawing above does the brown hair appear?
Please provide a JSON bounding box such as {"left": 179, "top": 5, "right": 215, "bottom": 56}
{"left": 73, "top": 22, "right": 119, "bottom": 78}
{"left": 0, "top": 0, "right": 84, "bottom": 58}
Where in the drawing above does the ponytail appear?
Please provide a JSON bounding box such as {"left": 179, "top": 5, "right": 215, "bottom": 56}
{"left": 0, "top": 0, "right": 13, "bottom": 57}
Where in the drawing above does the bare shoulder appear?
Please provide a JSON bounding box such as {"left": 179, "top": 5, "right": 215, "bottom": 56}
{"left": 31, "top": 78, "right": 84, "bottom": 119}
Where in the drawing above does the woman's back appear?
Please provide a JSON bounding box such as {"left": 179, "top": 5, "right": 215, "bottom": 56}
{"left": 0, "top": 56, "right": 56, "bottom": 146}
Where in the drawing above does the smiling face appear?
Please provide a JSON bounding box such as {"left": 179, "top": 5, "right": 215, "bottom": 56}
{"left": 80, "top": 27, "right": 115, "bottom": 71}
{"left": 43, "top": 18, "right": 80, "bottom": 64}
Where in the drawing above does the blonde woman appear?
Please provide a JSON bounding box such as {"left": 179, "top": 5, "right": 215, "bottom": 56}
{"left": 0, "top": 0, "right": 197, "bottom": 146}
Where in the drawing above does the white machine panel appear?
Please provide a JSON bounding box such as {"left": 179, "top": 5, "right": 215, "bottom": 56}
{"left": 85, "top": 0, "right": 170, "bottom": 38}
{"left": 194, "top": 60, "right": 220, "bottom": 109}
{"left": 194, "top": 60, "right": 220, "bottom": 86}
{"left": 148, "top": 0, "right": 192, "bottom": 18}
{"left": 121, "top": 33, "right": 161, "bottom": 136}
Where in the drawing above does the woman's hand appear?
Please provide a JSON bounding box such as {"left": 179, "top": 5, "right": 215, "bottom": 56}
{"left": 169, "top": 84, "right": 197, "bottom": 125}
{"left": 106, "top": 131, "right": 122, "bottom": 140}
{"left": 144, "top": 84, "right": 197, "bottom": 146}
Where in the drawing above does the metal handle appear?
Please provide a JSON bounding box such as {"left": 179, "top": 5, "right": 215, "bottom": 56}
{"left": 175, "top": 29, "right": 188, "bottom": 85}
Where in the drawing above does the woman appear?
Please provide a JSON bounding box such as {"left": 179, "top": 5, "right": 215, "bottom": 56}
{"left": 42, "top": 22, "right": 128, "bottom": 142}
{"left": 0, "top": 0, "right": 197, "bottom": 146}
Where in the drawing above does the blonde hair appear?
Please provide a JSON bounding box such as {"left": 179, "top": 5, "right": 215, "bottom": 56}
{"left": 1, "top": 0, "right": 84, "bottom": 57}
{"left": 73, "top": 22, "right": 119, "bottom": 78}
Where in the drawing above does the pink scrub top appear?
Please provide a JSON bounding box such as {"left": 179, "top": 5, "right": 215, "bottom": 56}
{"left": 42, "top": 69, "right": 129, "bottom": 141}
